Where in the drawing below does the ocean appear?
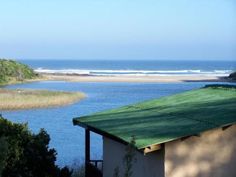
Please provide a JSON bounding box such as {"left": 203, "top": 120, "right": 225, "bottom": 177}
{"left": 1, "top": 59, "right": 235, "bottom": 167}
{"left": 19, "top": 59, "right": 235, "bottom": 76}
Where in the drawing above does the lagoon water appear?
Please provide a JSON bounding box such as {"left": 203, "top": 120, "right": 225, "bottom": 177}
{"left": 1, "top": 81, "right": 232, "bottom": 167}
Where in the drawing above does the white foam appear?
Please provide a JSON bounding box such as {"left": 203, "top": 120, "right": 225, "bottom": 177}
{"left": 34, "top": 68, "right": 232, "bottom": 77}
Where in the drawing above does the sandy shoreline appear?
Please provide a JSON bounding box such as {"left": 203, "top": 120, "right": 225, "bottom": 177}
{"left": 41, "top": 73, "right": 233, "bottom": 83}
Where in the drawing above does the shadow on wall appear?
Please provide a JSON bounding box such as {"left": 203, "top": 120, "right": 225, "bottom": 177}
{"left": 165, "top": 125, "right": 236, "bottom": 177}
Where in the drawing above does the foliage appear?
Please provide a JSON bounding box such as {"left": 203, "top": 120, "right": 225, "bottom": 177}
{"left": 112, "top": 136, "right": 137, "bottom": 177}
{"left": 229, "top": 72, "right": 236, "bottom": 80}
{"left": 0, "top": 115, "right": 72, "bottom": 177}
{"left": 0, "top": 59, "right": 38, "bottom": 85}
{"left": 123, "top": 136, "right": 136, "bottom": 177}
{"left": 71, "top": 162, "right": 103, "bottom": 177}
{"left": 204, "top": 84, "right": 236, "bottom": 89}
{"left": 113, "top": 167, "right": 120, "bottom": 177}
{"left": 0, "top": 137, "right": 8, "bottom": 175}
{"left": 71, "top": 164, "right": 85, "bottom": 177}
{"left": 87, "top": 163, "right": 102, "bottom": 177}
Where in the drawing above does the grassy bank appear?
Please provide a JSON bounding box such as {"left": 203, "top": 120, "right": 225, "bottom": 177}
{"left": 0, "top": 89, "right": 85, "bottom": 110}
{"left": 0, "top": 59, "right": 38, "bottom": 85}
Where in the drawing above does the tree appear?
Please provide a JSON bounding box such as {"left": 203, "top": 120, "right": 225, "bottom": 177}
{"left": 0, "top": 115, "right": 72, "bottom": 177}
{"left": 0, "top": 137, "right": 8, "bottom": 175}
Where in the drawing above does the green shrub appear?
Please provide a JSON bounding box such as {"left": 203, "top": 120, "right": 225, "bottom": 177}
{"left": 112, "top": 136, "right": 137, "bottom": 177}
{"left": 229, "top": 72, "right": 236, "bottom": 80}
{"left": 0, "top": 115, "right": 72, "bottom": 177}
{"left": 0, "top": 59, "right": 38, "bottom": 84}
{"left": 71, "top": 162, "right": 85, "bottom": 177}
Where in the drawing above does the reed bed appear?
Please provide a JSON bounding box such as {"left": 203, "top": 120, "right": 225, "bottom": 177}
{"left": 0, "top": 89, "right": 85, "bottom": 110}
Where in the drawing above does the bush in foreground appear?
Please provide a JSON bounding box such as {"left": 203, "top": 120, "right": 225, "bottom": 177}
{"left": 0, "top": 115, "right": 72, "bottom": 177}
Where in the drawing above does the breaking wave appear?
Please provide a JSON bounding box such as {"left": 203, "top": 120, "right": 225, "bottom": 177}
{"left": 34, "top": 68, "right": 232, "bottom": 76}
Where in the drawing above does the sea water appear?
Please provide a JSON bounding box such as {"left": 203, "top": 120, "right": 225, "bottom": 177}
{"left": 19, "top": 59, "right": 235, "bottom": 76}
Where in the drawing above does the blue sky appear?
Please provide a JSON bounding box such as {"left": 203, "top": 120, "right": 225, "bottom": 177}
{"left": 0, "top": 0, "right": 235, "bottom": 60}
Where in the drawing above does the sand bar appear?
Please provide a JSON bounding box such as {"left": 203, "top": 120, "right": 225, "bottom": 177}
{"left": 42, "top": 74, "right": 233, "bottom": 83}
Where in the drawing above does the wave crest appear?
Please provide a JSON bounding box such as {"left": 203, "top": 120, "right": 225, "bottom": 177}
{"left": 34, "top": 68, "right": 232, "bottom": 76}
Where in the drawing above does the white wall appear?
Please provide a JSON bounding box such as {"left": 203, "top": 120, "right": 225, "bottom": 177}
{"left": 103, "top": 125, "right": 236, "bottom": 177}
{"left": 103, "top": 137, "right": 164, "bottom": 177}
{"left": 165, "top": 125, "right": 236, "bottom": 177}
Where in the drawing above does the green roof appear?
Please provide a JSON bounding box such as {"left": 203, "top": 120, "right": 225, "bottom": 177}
{"left": 73, "top": 85, "right": 236, "bottom": 149}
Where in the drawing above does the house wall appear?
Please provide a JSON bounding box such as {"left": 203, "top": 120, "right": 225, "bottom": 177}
{"left": 165, "top": 125, "right": 236, "bottom": 177}
{"left": 103, "top": 137, "right": 165, "bottom": 177}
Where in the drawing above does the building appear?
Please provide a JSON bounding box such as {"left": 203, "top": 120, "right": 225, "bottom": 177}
{"left": 73, "top": 85, "right": 236, "bottom": 177}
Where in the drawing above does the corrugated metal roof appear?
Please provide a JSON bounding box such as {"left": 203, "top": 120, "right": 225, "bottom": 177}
{"left": 73, "top": 85, "right": 236, "bottom": 149}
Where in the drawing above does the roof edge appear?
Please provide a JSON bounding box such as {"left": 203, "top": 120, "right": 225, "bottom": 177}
{"left": 74, "top": 118, "right": 236, "bottom": 151}
{"left": 138, "top": 122, "right": 236, "bottom": 149}
{"left": 73, "top": 118, "right": 131, "bottom": 147}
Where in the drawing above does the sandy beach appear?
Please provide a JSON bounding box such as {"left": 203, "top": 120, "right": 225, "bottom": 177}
{"left": 42, "top": 73, "right": 231, "bottom": 83}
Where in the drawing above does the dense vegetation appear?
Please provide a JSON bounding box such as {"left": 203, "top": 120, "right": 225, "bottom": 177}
{"left": 0, "top": 59, "right": 38, "bottom": 85}
{"left": 0, "top": 115, "right": 72, "bottom": 177}
{"left": 229, "top": 72, "right": 236, "bottom": 80}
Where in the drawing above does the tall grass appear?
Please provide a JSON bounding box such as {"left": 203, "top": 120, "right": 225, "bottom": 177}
{"left": 0, "top": 89, "right": 85, "bottom": 110}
